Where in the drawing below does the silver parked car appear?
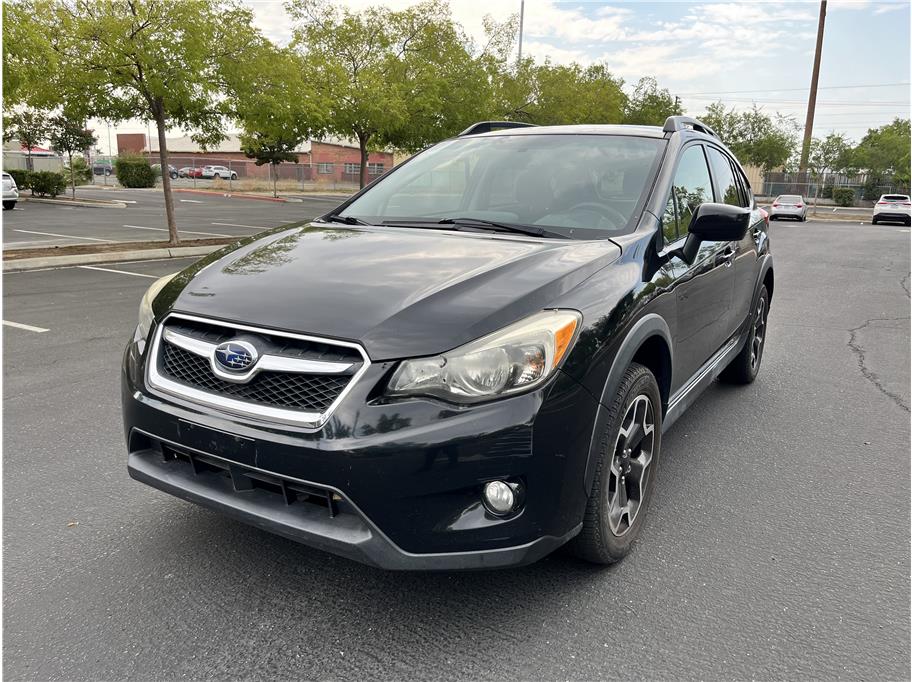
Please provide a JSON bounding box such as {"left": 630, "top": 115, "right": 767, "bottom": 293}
{"left": 769, "top": 195, "right": 807, "bottom": 221}
{"left": 2, "top": 171, "right": 19, "bottom": 210}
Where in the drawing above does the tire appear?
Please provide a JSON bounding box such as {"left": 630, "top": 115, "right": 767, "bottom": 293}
{"left": 872, "top": 219, "right": 878, "bottom": 225}
{"left": 170, "top": 172, "right": 178, "bottom": 179}
{"left": 231, "top": 173, "right": 238, "bottom": 180}
{"left": 567, "top": 362, "right": 662, "bottom": 565}
{"left": 720, "top": 285, "right": 770, "bottom": 385}
{"left": 3, "top": 200, "right": 15, "bottom": 210}
{"left": 104, "top": 169, "right": 111, "bottom": 177}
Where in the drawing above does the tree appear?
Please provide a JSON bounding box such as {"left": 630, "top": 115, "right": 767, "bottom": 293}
{"left": 232, "top": 48, "right": 328, "bottom": 198}
{"left": 6, "top": 108, "right": 51, "bottom": 171}
{"left": 624, "top": 77, "right": 682, "bottom": 126}
{"left": 847, "top": 118, "right": 911, "bottom": 185}
{"left": 287, "top": 0, "right": 491, "bottom": 188}
{"left": 700, "top": 102, "right": 799, "bottom": 172}
{"left": 26, "top": 0, "right": 265, "bottom": 245}
{"left": 499, "top": 60, "right": 627, "bottom": 125}
{"left": 49, "top": 114, "right": 97, "bottom": 198}
{"left": 2, "top": 0, "right": 59, "bottom": 107}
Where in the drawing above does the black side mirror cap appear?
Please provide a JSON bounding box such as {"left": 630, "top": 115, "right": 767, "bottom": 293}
{"left": 671, "top": 203, "right": 751, "bottom": 265}
{"left": 688, "top": 202, "right": 751, "bottom": 241}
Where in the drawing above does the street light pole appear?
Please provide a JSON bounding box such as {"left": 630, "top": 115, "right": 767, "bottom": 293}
{"left": 517, "top": 0, "right": 524, "bottom": 64}
{"left": 799, "top": 0, "right": 827, "bottom": 173}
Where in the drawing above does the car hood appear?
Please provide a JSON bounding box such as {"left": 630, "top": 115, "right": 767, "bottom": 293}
{"left": 161, "top": 223, "right": 621, "bottom": 360}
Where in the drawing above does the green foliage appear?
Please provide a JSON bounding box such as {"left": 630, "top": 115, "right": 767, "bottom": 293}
{"left": 8, "top": 169, "right": 31, "bottom": 189}
{"left": 624, "top": 77, "right": 682, "bottom": 126}
{"left": 50, "top": 114, "right": 98, "bottom": 197}
{"left": 832, "top": 187, "right": 855, "bottom": 207}
{"left": 2, "top": 0, "right": 59, "bottom": 106}
{"left": 498, "top": 59, "right": 626, "bottom": 126}
{"left": 820, "top": 185, "right": 834, "bottom": 199}
{"left": 848, "top": 118, "right": 911, "bottom": 184}
{"left": 115, "top": 156, "right": 155, "bottom": 188}
{"left": 862, "top": 178, "right": 883, "bottom": 201}
{"left": 5, "top": 108, "right": 51, "bottom": 169}
{"left": 66, "top": 157, "right": 93, "bottom": 185}
{"left": 29, "top": 170, "right": 66, "bottom": 197}
{"left": 287, "top": 0, "right": 495, "bottom": 187}
{"left": 807, "top": 132, "right": 851, "bottom": 177}
{"left": 700, "top": 102, "right": 799, "bottom": 172}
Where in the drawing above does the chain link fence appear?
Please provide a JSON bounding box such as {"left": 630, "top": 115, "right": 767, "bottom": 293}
{"left": 762, "top": 171, "right": 909, "bottom": 206}
{"left": 87, "top": 153, "right": 389, "bottom": 193}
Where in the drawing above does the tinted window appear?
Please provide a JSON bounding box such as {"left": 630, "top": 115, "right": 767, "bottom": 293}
{"left": 340, "top": 134, "right": 665, "bottom": 238}
{"left": 661, "top": 193, "right": 678, "bottom": 243}
{"left": 672, "top": 145, "right": 713, "bottom": 232}
{"left": 707, "top": 147, "right": 744, "bottom": 207}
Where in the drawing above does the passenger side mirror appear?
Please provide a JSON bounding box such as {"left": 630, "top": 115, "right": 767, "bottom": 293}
{"left": 673, "top": 203, "right": 751, "bottom": 265}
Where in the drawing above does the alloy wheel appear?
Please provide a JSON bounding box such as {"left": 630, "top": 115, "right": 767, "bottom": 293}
{"left": 750, "top": 297, "right": 767, "bottom": 370}
{"left": 607, "top": 394, "right": 656, "bottom": 536}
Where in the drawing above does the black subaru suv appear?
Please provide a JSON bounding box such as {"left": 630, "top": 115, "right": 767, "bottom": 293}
{"left": 123, "top": 116, "right": 773, "bottom": 569}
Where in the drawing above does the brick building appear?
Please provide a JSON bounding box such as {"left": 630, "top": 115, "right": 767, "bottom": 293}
{"left": 117, "top": 133, "right": 394, "bottom": 185}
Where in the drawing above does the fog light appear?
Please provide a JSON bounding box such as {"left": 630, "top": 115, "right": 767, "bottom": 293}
{"left": 482, "top": 480, "right": 516, "bottom": 515}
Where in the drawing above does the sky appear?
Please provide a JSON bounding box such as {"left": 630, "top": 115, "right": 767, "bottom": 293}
{"left": 96, "top": 0, "right": 911, "bottom": 153}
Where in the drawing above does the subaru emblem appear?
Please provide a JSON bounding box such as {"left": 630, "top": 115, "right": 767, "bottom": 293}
{"left": 213, "top": 340, "right": 258, "bottom": 372}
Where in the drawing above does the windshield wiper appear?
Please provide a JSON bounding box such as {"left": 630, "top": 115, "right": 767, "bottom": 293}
{"left": 322, "top": 213, "right": 370, "bottom": 226}
{"left": 437, "top": 217, "right": 566, "bottom": 239}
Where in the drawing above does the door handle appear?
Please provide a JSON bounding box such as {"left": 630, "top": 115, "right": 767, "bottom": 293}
{"left": 715, "top": 246, "right": 736, "bottom": 267}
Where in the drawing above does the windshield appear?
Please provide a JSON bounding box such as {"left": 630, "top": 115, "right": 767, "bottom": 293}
{"left": 339, "top": 134, "right": 665, "bottom": 238}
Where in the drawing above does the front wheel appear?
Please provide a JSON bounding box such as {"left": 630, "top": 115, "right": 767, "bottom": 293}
{"left": 3, "top": 200, "right": 15, "bottom": 210}
{"left": 720, "top": 285, "right": 769, "bottom": 385}
{"left": 231, "top": 173, "right": 238, "bottom": 180}
{"left": 567, "top": 363, "right": 662, "bottom": 565}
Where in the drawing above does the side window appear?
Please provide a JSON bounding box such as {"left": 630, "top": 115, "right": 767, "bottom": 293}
{"left": 706, "top": 147, "right": 743, "bottom": 207}
{"left": 672, "top": 145, "right": 713, "bottom": 232}
{"left": 734, "top": 163, "right": 753, "bottom": 208}
{"left": 661, "top": 192, "right": 678, "bottom": 243}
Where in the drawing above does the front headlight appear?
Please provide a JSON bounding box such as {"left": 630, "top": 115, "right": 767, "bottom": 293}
{"left": 386, "top": 309, "right": 581, "bottom": 404}
{"left": 137, "top": 273, "right": 178, "bottom": 341}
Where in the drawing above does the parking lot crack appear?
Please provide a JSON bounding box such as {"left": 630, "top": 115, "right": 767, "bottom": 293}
{"left": 901, "top": 272, "right": 910, "bottom": 299}
{"left": 847, "top": 317, "right": 910, "bottom": 413}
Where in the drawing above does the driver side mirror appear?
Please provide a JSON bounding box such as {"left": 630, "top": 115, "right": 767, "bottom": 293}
{"left": 674, "top": 203, "right": 751, "bottom": 264}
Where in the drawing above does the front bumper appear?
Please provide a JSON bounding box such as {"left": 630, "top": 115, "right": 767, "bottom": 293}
{"left": 123, "top": 335, "right": 597, "bottom": 570}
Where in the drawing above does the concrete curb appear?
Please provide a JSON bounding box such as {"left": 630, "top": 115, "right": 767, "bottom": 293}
{"left": 172, "top": 188, "right": 288, "bottom": 202}
{"left": 3, "top": 245, "right": 221, "bottom": 272}
{"left": 21, "top": 197, "right": 127, "bottom": 209}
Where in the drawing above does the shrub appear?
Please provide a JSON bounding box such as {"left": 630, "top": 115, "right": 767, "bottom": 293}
{"left": 832, "top": 187, "right": 855, "bottom": 207}
{"left": 820, "top": 185, "right": 834, "bottom": 199}
{"left": 115, "top": 155, "right": 155, "bottom": 188}
{"left": 862, "top": 178, "right": 882, "bottom": 201}
{"left": 65, "top": 157, "right": 93, "bottom": 185}
{"left": 29, "top": 170, "right": 67, "bottom": 197}
{"left": 8, "top": 169, "right": 30, "bottom": 189}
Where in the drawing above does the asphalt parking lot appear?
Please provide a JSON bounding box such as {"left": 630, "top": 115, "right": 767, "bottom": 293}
{"left": 2, "top": 219, "right": 910, "bottom": 679}
{"left": 3, "top": 188, "right": 347, "bottom": 249}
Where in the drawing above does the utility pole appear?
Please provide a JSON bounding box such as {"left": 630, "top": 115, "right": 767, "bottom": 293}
{"left": 799, "top": 0, "right": 827, "bottom": 172}
{"left": 517, "top": 0, "right": 524, "bottom": 63}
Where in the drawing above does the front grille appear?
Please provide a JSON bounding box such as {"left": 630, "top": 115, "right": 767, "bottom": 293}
{"left": 161, "top": 341, "right": 350, "bottom": 412}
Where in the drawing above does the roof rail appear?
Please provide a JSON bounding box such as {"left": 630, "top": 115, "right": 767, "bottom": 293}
{"left": 662, "top": 116, "right": 718, "bottom": 139}
{"left": 458, "top": 121, "right": 537, "bottom": 136}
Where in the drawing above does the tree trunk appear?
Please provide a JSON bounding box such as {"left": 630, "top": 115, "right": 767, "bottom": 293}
{"left": 272, "top": 163, "right": 278, "bottom": 198}
{"left": 358, "top": 133, "right": 369, "bottom": 189}
{"left": 68, "top": 152, "right": 75, "bottom": 199}
{"left": 153, "top": 104, "right": 179, "bottom": 245}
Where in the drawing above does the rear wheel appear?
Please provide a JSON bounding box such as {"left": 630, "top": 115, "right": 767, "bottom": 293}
{"left": 720, "top": 285, "right": 769, "bottom": 385}
{"left": 872, "top": 219, "right": 879, "bottom": 225}
{"left": 3, "top": 200, "right": 15, "bottom": 210}
{"left": 567, "top": 363, "right": 662, "bottom": 565}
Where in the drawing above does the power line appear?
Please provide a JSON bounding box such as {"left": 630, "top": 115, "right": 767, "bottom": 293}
{"left": 677, "top": 81, "right": 910, "bottom": 96}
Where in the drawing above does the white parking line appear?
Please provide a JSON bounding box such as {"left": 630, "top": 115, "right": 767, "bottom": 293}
{"left": 180, "top": 199, "right": 205, "bottom": 203}
{"left": 123, "top": 224, "right": 232, "bottom": 238}
{"left": 3, "top": 320, "right": 50, "bottom": 333}
{"left": 77, "top": 265, "right": 160, "bottom": 278}
{"left": 13, "top": 229, "right": 113, "bottom": 242}
{"left": 13, "top": 207, "right": 24, "bottom": 210}
{"left": 211, "top": 222, "right": 270, "bottom": 230}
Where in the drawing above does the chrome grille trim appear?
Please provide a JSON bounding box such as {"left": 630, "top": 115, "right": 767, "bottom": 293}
{"left": 146, "top": 312, "right": 371, "bottom": 429}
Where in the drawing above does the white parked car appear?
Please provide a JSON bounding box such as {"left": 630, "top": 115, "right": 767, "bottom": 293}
{"left": 2, "top": 171, "right": 19, "bottom": 210}
{"left": 872, "top": 194, "right": 911, "bottom": 225}
{"left": 769, "top": 194, "right": 807, "bottom": 222}
{"left": 201, "top": 165, "right": 238, "bottom": 180}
